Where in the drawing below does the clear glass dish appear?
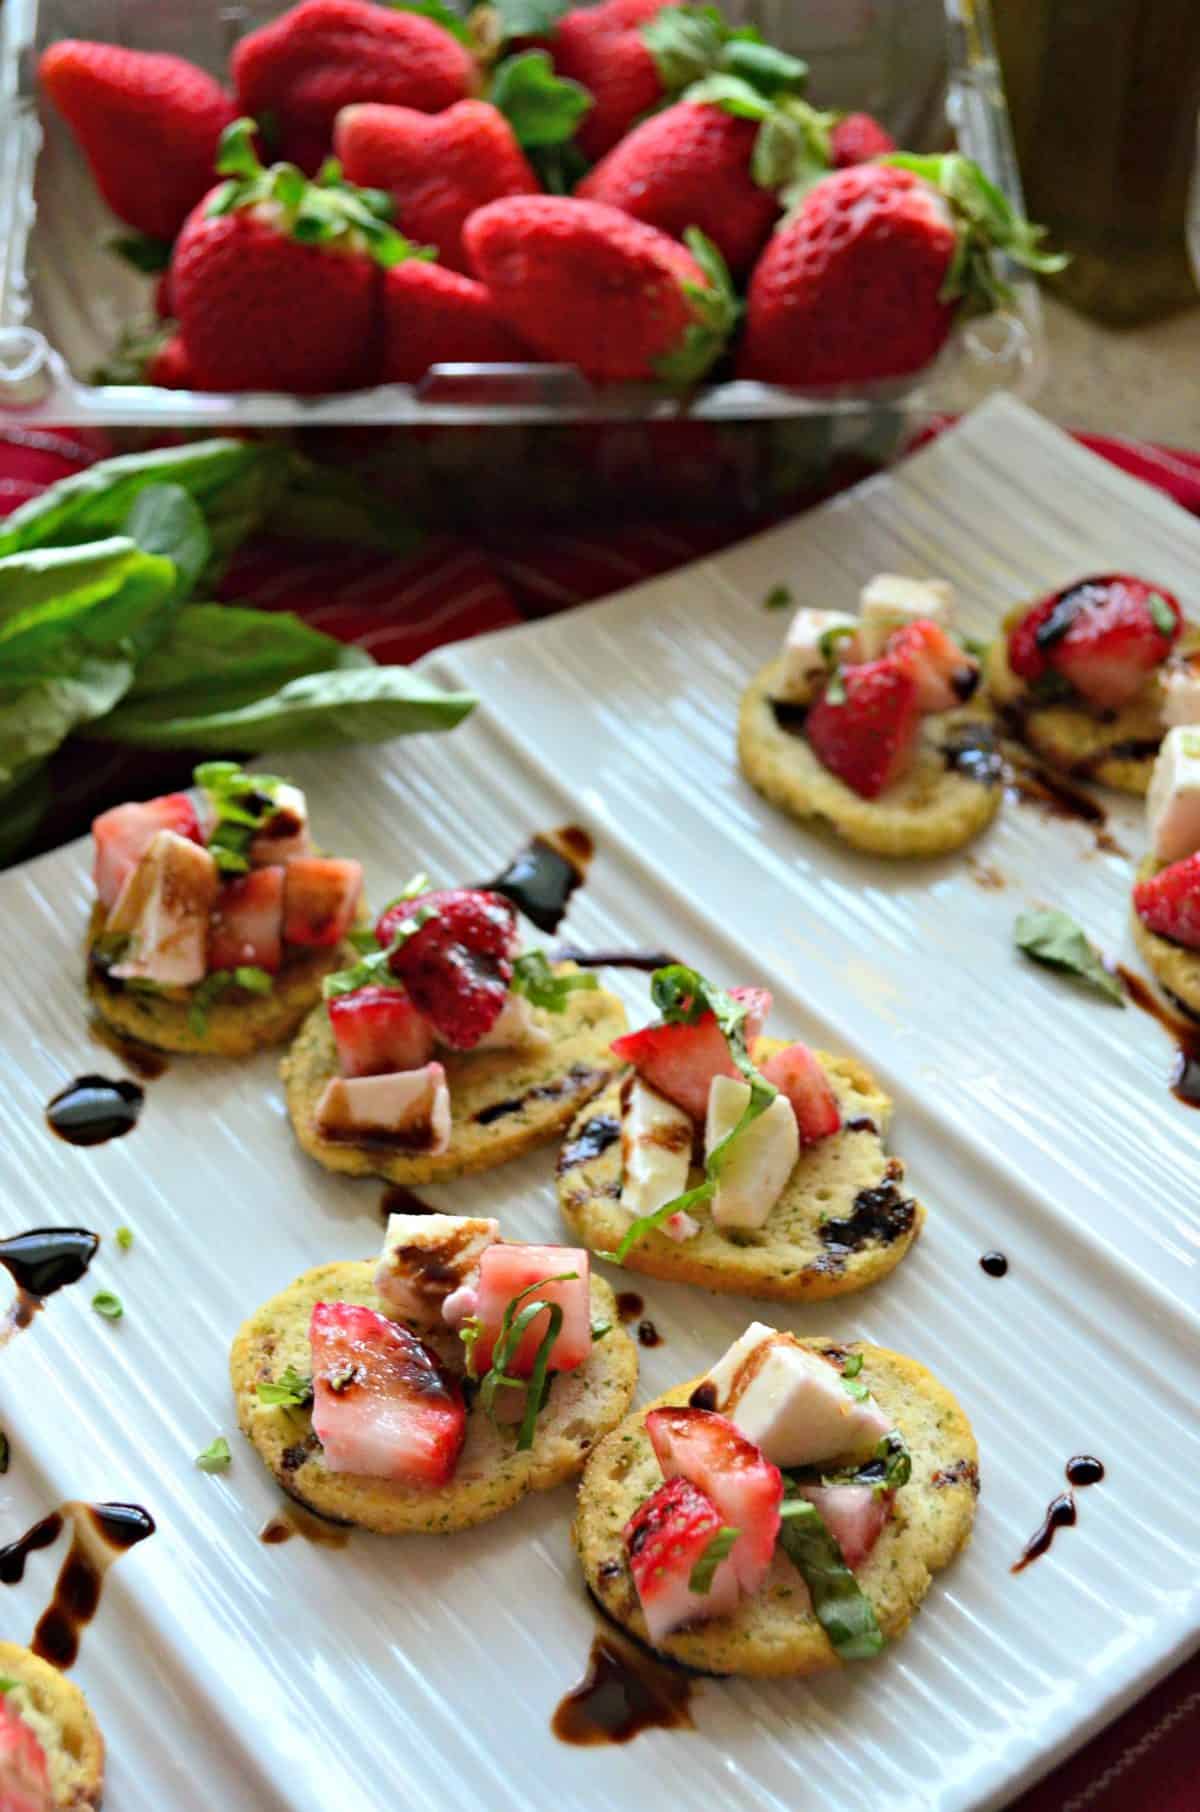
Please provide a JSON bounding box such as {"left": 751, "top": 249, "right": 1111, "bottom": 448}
{"left": 0, "top": 0, "right": 1043, "bottom": 426}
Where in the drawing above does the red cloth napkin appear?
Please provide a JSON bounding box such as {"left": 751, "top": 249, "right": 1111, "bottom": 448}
{"left": 2, "top": 420, "right": 1198, "bottom": 1810}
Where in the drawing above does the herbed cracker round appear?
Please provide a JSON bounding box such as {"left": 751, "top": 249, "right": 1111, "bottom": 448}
{"left": 0, "top": 1641, "right": 105, "bottom": 1810}
{"left": 986, "top": 617, "right": 1200, "bottom": 797}
{"left": 231, "top": 1260, "right": 638, "bottom": 1534}
{"left": 1131, "top": 855, "right": 1200, "bottom": 1016}
{"left": 557, "top": 1039, "right": 924, "bottom": 1301}
{"left": 85, "top": 903, "right": 354, "bottom": 1058}
{"left": 282, "top": 970, "right": 627, "bottom": 1185}
{"left": 738, "top": 656, "right": 1002, "bottom": 858}
{"left": 574, "top": 1340, "right": 979, "bottom": 1677}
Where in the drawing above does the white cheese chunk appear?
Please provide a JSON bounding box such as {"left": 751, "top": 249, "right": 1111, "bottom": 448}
{"left": 1161, "top": 659, "right": 1200, "bottom": 731}
{"left": 316, "top": 1063, "right": 451, "bottom": 1153}
{"left": 775, "top": 607, "right": 859, "bottom": 704}
{"left": 705, "top": 1077, "right": 798, "bottom": 1231}
{"left": 619, "top": 1078, "right": 693, "bottom": 1223}
{"left": 249, "top": 781, "right": 311, "bottom": 867}
{"left": 107, "top": 829, "right": 218, "bottom": 987}
{"left": 858, "top": 573, "right": 955, "bottom": 656}
{"left": 375, "top": 1212, "right": 499, "bottom": 1321}
{"left": 703, "top": 1322, "right": 890, "bottom": 1466}
{"left": 457, "top": 991, "right": 550, "bottom": 1053}
{"left": 1147, "top": 726, "right": 1200, "bottom": 862}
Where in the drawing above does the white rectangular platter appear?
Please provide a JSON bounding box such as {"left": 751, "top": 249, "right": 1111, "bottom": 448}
{"left": 0, "top": 393, "right": 1197, "bottom": 1812}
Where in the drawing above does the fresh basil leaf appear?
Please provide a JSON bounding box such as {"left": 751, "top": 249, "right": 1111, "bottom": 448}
{"left": 194, "top": 762, "right": 289, "bottom": 876}
{"left": 510, "top": 950, "right": 599, "bottom": 1013}
{"left": 125, "top": 484, "right": 211, "bottom": 602}
{"left": 108, "top": 231, "right": 173, "bottom": 274}
{"left": 688, "top": 1524, "right": 739, "bottom": 1594}
{"left": 116, "top": 1226, "right": 134, "bottom": 1251}
{"left": 267, "top": 457, "right": 425, "bottom": 556}
{"left": 257, "top": 1366, "right": 313, "bottom": 1408}
{"left": 1014, "top": 908, "right": 1125, "bottom": 1006}
{"left": 1149, "top": 592, "right": 1177, "bottom": 637}
{"left": 763, "top": 583, "right": 792, "bottom": 611}
{"left": 389, "top": 0, "right": 471, "bottom": 41}
{"left": 777, "top": 1497, "right": 885, "bottom": 1660}
{"left": 322, "top": 903, "right": 438, "bottom": 997}
{"left": 87, "top": 663, "right": 476, "bottom": 752}
{"left": 195, "top": 1436, "right": 232, "bottom": 1472}
{"left": 602, "top": 964, "right": 776, "bottom": 1262}
{"left": 0, "top": 440, "right": 290, "bottom": 573}
{"left": 92, "top": 1290, "right": 124, "bottom": 1321}
{"left": 491, "top": 50, "right": 593, "bottom": 149}
{"left": 0, "top": 538, "right": 177, "bottom": 672}
{"left": 0, "top": 661, "right": 131, "bottom": 791}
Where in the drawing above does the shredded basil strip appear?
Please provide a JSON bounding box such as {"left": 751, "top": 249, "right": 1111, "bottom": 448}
{"left": 510, "top": 949, "right": 599, "bottom": 1014}
{"left": 257, "top": 1365, "right": 313, "bottom": 1408}
{"left": 92, "top": 1290, "right": 123, "bottom": 1321}
{"left": 472, "top": 1272, "right": 577, "bottom": 1452}
{"left": 842, "top": 1352, "right": 863, "bottom": 1378}
{"left": 601, "top": 964, "right": 777, "bottom": 1263}
{"left": 322, "top": 904, "right": 438, "bottom": 999}
{"left": 689, "top": 1525, "right": 739, "bottom": 1594}
{"left": 195, "top": 1436, "right": 231, "bottom": 1472}
{"left": 194, "top": 760, "right": 289, "bottom": 875}
{"left": 1148, "top": 591, "right": 1176, "bottom": 638}
{"left": 763, "top": 583, "right": 792, "bottom": 611}
{"left": 777, "top": 1497, "right": 885, "bottom": 1661}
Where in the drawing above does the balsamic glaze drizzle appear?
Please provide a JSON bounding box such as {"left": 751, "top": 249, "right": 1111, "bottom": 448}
{"left": 0, "top": 1502, "right": 155, "bottom": 1665}
{"left": 46, "top": 1075, "right": 144, "bottom": 1147}
{"left": 486, "top": 826, "right": 594, "bottom": 934}
{"left": 552, "top": 1630, "right": 693, "bottom": 1745}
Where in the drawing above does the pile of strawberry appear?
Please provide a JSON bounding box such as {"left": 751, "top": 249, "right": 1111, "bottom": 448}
{"left": 40, "top": 0, "right": 1061, "bottom": 396}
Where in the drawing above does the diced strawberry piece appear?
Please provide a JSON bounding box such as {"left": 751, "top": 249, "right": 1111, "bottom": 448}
{"left": 610, "top": 986, "right": 771, "bottom": 1123}
{"left": 282, "top": 858, "right": 363, "bottom": 948}
{"left": 805, "top": 657, "right": 922, "bottom": 799}
{"left": 1008, "top": 575, "right": 1181, "bottom": 707}
{"left": 624, "top": 1475, "right": 740, "bottom": 1645}
{"left": 208, "top": 866, "right": 284, "bottom": 974}
{"left": 1133, "top": 852, "right": 1200, "bottom": 950}
{"left": 0, "top": 1693, "right": 53, "bottom": 1812}
{"left": 885, "top": 619, "right": 979, "bottom": 714}
{"left": 759, "top": 1042, "right": 841, "bottom": 1145}
{"left": 646, "top": 1406, "right": 783, "bottom": 1596}
{"left": 328, "top": 984, "right": 435, "bottom": 1077}
{"left": 469, "top": 1243, "right": 591, "bottom": 1378}
{"left": 380, "top": 888, "right": 518, "bottom": 1049}
{"left": 309, "top": 1301, "right": 465, "bottom": 1486}
{"left": 791, "top": 1482, "right": 890, "bottom": 1570}
{"left": 92, "top": 791, "right": 202, "bottom": 912}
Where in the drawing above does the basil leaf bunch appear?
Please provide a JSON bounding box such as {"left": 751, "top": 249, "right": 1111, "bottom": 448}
{"left": 195, "top": 761, "right": 290, "bottom": 875}
{"left": 601, "top": 964, "right": 777, "bottom": 1263}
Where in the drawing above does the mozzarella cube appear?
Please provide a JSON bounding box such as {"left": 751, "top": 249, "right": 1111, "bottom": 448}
{"left": 375, "top": 1212, "right": 499, "bottom": 1321}
{"left": 249, "top": 782, "right": 311, "bottom": 867}
{"left": 705, "top": 1077, "right": 798, "bottom": 1231}
{"left": 316, "top": 1063, "right": 451, "bottom": 1153}
{"left": 775, "top": 607, "right": 859, "bottom": 704}
{"left": 1147, "top": 726, "right": 1200, "bottom": 862}
{"left": 460, "top": 991, "right": 550, "bottom": 1053}
{"left": 858, "top": 573, "right": 955, "bottom": 656}
{"left": 1161, "top": 659, "right": 1200, "bottom": 730}
{"left": 619, "top": 1078, "right": 693, "bottom": 1223}
{"left": 107, "top": 830, "right": 219, "bottom": 987}
{"left": 703, "top": 1323, "right": 890, "bottom": 1466}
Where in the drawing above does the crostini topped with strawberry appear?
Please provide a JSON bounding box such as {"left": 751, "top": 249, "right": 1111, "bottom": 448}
{"left": 0, "top": 1642, "right": 106, "bottom": 1812}
{"left": 987, "top": 574, "right": 1198, "bottom": 795}
{"left": 1131, "top": 727, "right": 1200, "bottom": 1015}
{"left": 574, "top": 1322, "right": 978, "bottom": 1674}
{"left": 558, "top": 963, "right": 923, "bottom": 1300}
{"left": 282, "top": 873, "right": 627, "bottom": 1184}
{"left": 87, "top": 762, "right": 363, "bottom": 1055}
{"left": 232, "top": 1220, "right": 637, "bottom": 1533}
{"left": 739, "top": 572, "right": 1003, "bottom": 857}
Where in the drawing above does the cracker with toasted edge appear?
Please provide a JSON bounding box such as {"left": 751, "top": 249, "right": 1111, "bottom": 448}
{"left": 231, "top": 1260, "right": 638, "bottom": 1534}
{"left": 85, "top": 903, "right": 356, "bottom": 1058}
{"left": 1131, "top": 855, "right": 1200, "bottom": 1016}
{"left": 986, "top": 618, "right": 1200, "bottom": 797}
{"left": 282, "top": 969, "right": 627, "bottom": 1185}
{"left": 0, "top": 1642, "right": 105, "bottom": 1811}
{"left": 738, "top": 656, "right": 1002, "bottom": 858}
{"left": 574, "top": 1340, "right": 978, "bottom": 1677}
{"left": 558, "top": 1038, "right": 923, "bottom": 1301}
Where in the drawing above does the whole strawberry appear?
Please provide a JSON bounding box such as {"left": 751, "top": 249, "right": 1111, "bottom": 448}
{"left": 579, "top": 100, "right": 778, "bottom": 278}
{"left": 232, "top": 0, "right": 478, "bottom": 174}
{"left": 463, "top": 196, "right": 737, "bottom": 384}
{"left": 739, "top": 154, "right": 1063, "bottom": 388}
{"left": 830, "top": 111, "right": 896, "bottom": 167}
{"left": 551, "top": 0, "right": 668, "bottom": 160}
{"left": 170, "top": 119, "right": 408, "bottom": 393}
{"left": 334, "top": 100, "right": 536, "bottom": 275}
{"left": 39, "top": 41, "right": 235, "bottom": 241}
{"left": 379, "top": 260, "right": 532, "bottom": 383}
